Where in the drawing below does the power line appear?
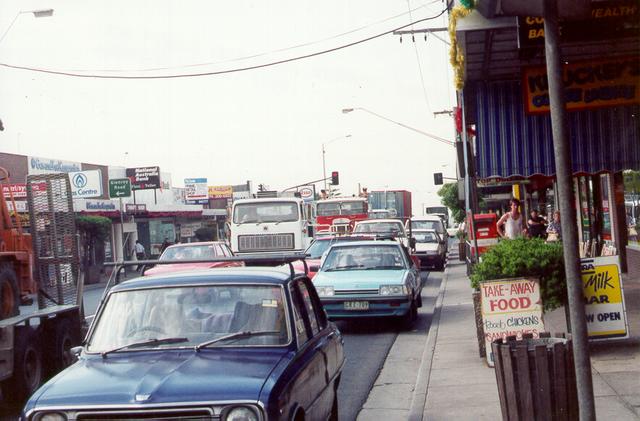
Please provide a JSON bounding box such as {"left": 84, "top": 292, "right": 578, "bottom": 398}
{"left": 0, "top": 6, "right": 450, "bottom": 80}
{"left": 57, "top": 0, "right": 442, "bottom": 74}
{"left": 405, "top": 0, "right": 432, "bottom": 114}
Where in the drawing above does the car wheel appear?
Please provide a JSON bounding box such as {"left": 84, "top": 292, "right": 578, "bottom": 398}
{"left": 0, "top": 265, "right": 20, "bottom": 320}
{"left": 3, "top": 326, "right": 44, "bottom": 403}
{"left": 401, "top": 300, "right": 418, "bottom": 329}
{"left": 437, "top": 258, "right": 445, "bottom": 271}
{"left": 416, "top": 292, "right": 423, "bottom": 308}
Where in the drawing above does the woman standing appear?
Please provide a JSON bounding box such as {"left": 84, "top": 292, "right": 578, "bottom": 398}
{"left": 496, "top": 198, "right": 525, "bottom": 239}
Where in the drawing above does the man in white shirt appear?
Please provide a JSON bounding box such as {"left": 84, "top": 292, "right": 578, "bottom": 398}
{"left": 133, "top": 240, "right": 146, "bottom": 272}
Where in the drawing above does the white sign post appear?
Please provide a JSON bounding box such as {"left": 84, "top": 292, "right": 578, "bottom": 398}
{"left": 480, "top": 277, "right": 546, "bottom": 367}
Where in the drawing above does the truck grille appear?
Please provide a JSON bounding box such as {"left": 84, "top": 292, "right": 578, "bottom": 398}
{"left": 238, "top": 233, "right": 295, "bottom": 251}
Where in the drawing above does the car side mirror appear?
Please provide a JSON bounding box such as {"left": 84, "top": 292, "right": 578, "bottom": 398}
{"left": 409, "top": 237, "right": 417, "bottom": 248}
{"left": 71, "top": 346, "right": 84, "bottom": 361}
{"left": 310, "top": 265, "right": 320, "bottom": 272}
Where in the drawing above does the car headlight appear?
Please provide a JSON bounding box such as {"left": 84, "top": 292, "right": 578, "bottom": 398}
{"left": 379, "top": 284, "right": 408, "bottom": 296}
{"left": 36, "top": 413, "right": 68, "bottom": 421}
{"left": 225, "top": 406, "right": 259, "bottom": 421}
{"left": 316, "top": 286, "right": 335, "bottom": 297}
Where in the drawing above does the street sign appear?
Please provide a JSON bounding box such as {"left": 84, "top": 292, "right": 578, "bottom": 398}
{"left": 109, "top": 178, "right": 132, "bottom": 198}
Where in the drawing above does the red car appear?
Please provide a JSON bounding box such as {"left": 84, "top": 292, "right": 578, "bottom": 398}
{"left": 144, "top": 241, "right": 242, "bottom": 276}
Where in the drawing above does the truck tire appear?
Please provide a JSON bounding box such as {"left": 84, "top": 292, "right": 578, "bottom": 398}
{"left": 2, "top": 326, "right": 44, "bottom": 403}
{"left": 0, "top": 265, "right": 20, "bottom": 320}
{"left": 45, "top": 318, "right": 77, "bottom": 375}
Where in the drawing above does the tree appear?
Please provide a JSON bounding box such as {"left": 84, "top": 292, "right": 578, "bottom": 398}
{"left": 76, "top": 216, "right": 112, "bottom": 270}
{"left": 437, "top": 182, "right": 465, "bottom": 224}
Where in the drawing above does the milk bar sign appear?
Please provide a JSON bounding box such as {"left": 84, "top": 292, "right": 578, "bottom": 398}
{"left": 581, "top": 256, "right": 628, "bottom": 340}
{"left": 480, "top": 277, "right": 545, "bottom": 366}
{"left": 126, "top": 166, "right": 161, "bottom": 190}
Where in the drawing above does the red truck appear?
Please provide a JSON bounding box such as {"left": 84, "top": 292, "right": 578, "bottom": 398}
{"left": 314, "top": 197, "right": 368, "bottom": 234}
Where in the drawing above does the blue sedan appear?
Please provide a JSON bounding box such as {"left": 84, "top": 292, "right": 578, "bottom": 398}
{"left": 313, "top": 241, "right": 422, "bottom": 326}
{"left": 22, "top": 263, "right": 344, "bottom": 421}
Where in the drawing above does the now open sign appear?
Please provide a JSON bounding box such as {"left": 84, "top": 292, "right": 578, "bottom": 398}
{"left": 480, "top": 277, "right": 545, "bottom": 367}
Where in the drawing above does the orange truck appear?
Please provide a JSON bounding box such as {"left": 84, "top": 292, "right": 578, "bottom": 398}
{"left": 0, "top": 168, "right": 83, "bottom": 405}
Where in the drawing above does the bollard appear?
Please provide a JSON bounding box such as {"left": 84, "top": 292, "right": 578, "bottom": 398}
{"left": 492, "top": 333, "right": 578, "bottom": 421}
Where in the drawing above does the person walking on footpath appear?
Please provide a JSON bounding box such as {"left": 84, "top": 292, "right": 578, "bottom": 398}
{"left": 496, "top": 198, "right": 525, "bottom": 239}
{"left": 527, "top": 209, "right": 547, "bottom": 239}
{"left": 133, "top": 240, "right": 146, "bottom": 272}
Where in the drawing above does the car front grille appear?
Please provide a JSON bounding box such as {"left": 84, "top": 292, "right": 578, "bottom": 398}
{"left": 76, "top": 408, "right": 215, "bottom": 420}
{"left": 335, "top": 289, "right": 379, "bottom": 295}
{"left": 238, "top": 233, "right": 295, "bottom": 251}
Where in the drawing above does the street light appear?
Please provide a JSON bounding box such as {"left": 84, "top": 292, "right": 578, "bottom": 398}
{"left": 0, "top": 8, "right": 54, "bottom": 44}
{"left": 341, "top": 107, "right": 454, "bottom": 146}
{"left": 322, "top": 134, "right": 351, "bottom": 191}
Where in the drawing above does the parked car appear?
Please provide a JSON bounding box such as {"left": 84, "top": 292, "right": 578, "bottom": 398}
{"left": 23, "top": 261, "right": 345, "bottom": 421}
{"left": 144, "top": 241, "right": 241, "bottom": 276}
{"left": 412, "top": 229, "right": 446, "bottom": 271}
{"left": 313, "top": 240, "right": 422, "bottom": 327}
{"left": 408, "top": 215, "right": 449, "bottom": 252}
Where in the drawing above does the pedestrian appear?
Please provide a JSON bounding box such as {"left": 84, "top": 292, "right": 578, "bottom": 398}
{"left": 527, "top": 209, "right": 547, "bottom": 239}
{"left": 359, "top": 187, "right": 368, "bottom": 198}
{"left": 546, "top": 211, "right": 562, "bottom": 241}
{"left": 320, "top": 189, "right": 328, "bottom": 200}
{"left": 496, "top": 198, "right": 525, "bottom": 239}
{"left": 160, "top": 237, "right": 171, "bottom": 254}
{"left": 132, "top": 240, "right": 146, "bottom": 272}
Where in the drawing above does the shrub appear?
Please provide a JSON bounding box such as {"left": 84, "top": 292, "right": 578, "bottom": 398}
{"left": 470, "top": 237, "right": 566, "bottom": 312}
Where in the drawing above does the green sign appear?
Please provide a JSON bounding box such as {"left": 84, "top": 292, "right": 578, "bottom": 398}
{"left": 109, "top": 178, "right": 131, "bottom": 198}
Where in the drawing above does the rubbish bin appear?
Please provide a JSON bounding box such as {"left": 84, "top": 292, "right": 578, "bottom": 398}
{"left": 492, "top": 333, "right": 578, "bottom": 421}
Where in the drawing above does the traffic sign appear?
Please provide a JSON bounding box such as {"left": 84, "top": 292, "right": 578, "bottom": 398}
{"left": 109, "top": 178, "right": 132, "bottom": 198}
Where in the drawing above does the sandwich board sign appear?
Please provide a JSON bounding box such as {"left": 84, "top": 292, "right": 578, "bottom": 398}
{"left": 581, "top": 255, "right": 628, "bottom": 340}
{"left": 480, "top": 277, "right": 545, "bottom": 367}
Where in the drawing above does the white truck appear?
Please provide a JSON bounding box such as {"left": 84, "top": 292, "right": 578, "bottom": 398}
{"left": 230, "top": 197, "right": 312, "bottom": 254}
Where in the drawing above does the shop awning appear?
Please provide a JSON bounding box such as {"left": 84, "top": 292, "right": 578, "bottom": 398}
{"left": 475, "top": 81, "right": 640, "bottom": 179}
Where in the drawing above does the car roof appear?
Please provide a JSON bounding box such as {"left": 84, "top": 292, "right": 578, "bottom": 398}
{"left": 356, "top": 219, "right": 404, "bottom": 224}
{"left": 312, "top": 235, "right": 373, "bottom": 242}
{"left": 325, "top": 240, "right": 401, "bottom": 248}
{"left": 165, "top": 241, "right": 226, "bottom": 249}
{"left": 412, "top": 215, "right": 443, "bottom": 222}
{"left": 111, "top": 267, "right": 292, "bottom": 292}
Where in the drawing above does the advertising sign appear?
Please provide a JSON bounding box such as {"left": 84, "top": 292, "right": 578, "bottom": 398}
{"left": 73, "top": 199, "right": 118, "bottom": 212}
{"left": 523, "top": 56, "right": 639, "bottom": 114}
{"left": 6, "top": 201, "right": 28, "bottom": 213}
{"left": 126, "top": 166, "right": 161, "bottom": 190}
{"left": 2, "top": 184, "right": 28, "bottom": 199}
{"left": 185, "top": 178, "right": 208, "bottom": 204}
{"left": 518, "top": 1, "right": 640, "bottom": 48}
{"left": 68, "top": 170, "right": 103, "bottom": 198}
{"left": 28, "top": 156, "right": 81, "bottom": 175}
{"left": 581, "top": 256, "right": 629, "bottom": 340}
{"left": 108, "top": 178, "right": 131, "bottom": 198}
{"left": 125, "top": 203, "right": 147, "bottom": 213}
{"left": 298, "top": 186, "right": 315, "bottom": 202}
{"left": 480, "top": 277, "right": 545, "bottom": 366}
{"left": 208, "top": 185, "right": 233, "bottom": 199}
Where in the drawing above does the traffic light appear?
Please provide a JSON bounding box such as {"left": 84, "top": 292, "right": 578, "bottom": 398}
{"left": 434, "top": 172, "right": 443, "bottom": 185}
{"left": 331, "top": 171, "right": 339, "bottom": 185}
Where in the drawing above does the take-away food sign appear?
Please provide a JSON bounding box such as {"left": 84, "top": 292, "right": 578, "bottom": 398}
{"left": 481, "top": 277, "right": 545, "bottom": 367}
{"left": 581, "top": 255, "right": 628, "bottom": 340}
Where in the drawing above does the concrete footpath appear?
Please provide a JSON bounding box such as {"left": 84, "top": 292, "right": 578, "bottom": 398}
{"left": 358, "top": 244, "right": 640, "bottom": 420}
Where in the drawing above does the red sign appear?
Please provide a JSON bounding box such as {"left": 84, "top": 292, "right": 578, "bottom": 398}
{"left": 2, "top": 183, "right": 47, "bottom": 199}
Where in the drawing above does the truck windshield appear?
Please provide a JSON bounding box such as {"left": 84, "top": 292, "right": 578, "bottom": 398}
{"left": 87, "top": 285, "right": 289, "bottom": 352}
{"left": 317, "top": 201, "right": 365, "bottom": 216}
{"left": 233, "top": 202, "right": 299, "bottom": 224}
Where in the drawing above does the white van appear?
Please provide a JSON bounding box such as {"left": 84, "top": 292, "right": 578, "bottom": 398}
{"left": 407, "top": 215, "right": 449, "bottom": 252}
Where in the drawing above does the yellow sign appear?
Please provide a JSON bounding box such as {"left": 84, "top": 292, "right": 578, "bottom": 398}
{"left": 523, "top": 56, "right": 640, "bottom": 114}
{"left": 581, "top": 256, "right": 628, "bottom": 339}
{"left": 208, "top": 185, "right": 233, "bottom": 199}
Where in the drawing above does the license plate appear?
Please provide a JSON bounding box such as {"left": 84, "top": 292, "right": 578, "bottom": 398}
{"left": 344, "top": 301, "right": 369, "bottom": 310}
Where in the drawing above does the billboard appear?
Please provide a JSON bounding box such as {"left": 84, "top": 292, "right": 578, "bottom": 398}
{"left": 126, "top": 166, "right": 161, "bottom": 190}
{"left": 185, "top": 178, "right": 208, "bottom": 204}
{"left": 68, "top": 170, "right": 103, "bottom": 198}
{"left": 208, "top": 185, "right": 233, "bottom": 199}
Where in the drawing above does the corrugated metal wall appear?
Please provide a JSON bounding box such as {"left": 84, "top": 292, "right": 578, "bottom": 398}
{"left": 475, "top": 81, "right": 640, "bottom": 178}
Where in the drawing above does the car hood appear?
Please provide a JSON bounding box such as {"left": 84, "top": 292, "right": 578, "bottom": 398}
{"left": 31, "top": 349, "right": 287, "bottom": 407}
{"left": 144, "top": 261, "right": 241, "bottom": 276}
{"left": 314, "top": 269, "right": 406, "bottom": 288}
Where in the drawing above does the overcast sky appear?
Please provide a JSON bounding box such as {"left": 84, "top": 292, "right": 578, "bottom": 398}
{"left": 0, "top": 0, "right": 457, "bottom": 214}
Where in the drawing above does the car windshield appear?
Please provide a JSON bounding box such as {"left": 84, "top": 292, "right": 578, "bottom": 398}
{"left": 414, "top": 232, "right": 439, "bottom": 243}
{"left": 87, "top": 285, "right": 289, "bottom": 352}
{"left": 160, "top": 245, "right": 218, "bottom": 260}
{"left": 233, "top": 202, "right": 299, "bottom": 224}
{"left": 305, "top": 240, "right": 332, "bottom": 259}
{"left": 411, "top": 220, "right": 441, "bottom": 231}
{"left": 322, "top": 245, "right": 406, "bottom": 271}
{"left": 354, "top": 222, "right": 404, "bottom": 236}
